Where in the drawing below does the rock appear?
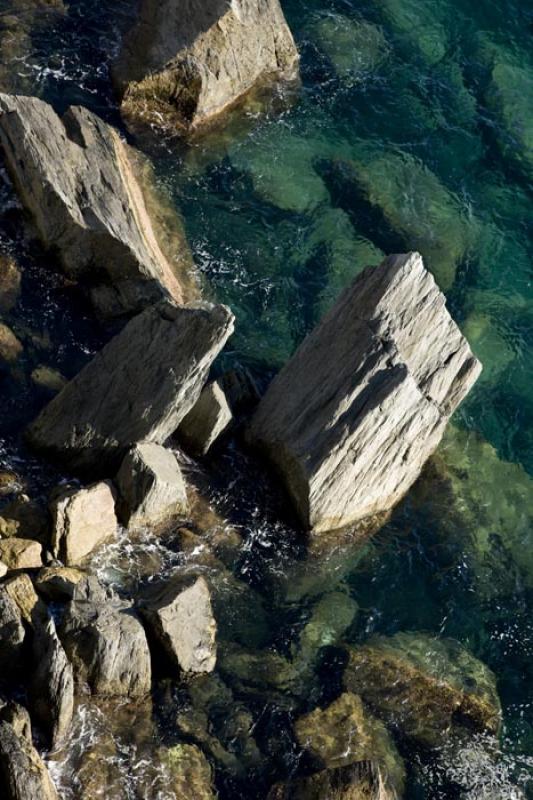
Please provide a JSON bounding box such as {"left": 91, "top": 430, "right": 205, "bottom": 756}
{"left": 294, "top": 693, "right": 405, "bottom": 795}
{"left": 27, "top": 300, "right": 234, "bottom": 475}
{"left": 159, "top": 743, "right": 216, "bottom": 799}
{"left": 0, "top": 721, "right": 58, "bottom": 800}
{"left": 247, "top": 253, "right": 481, "bottom": 533}
{"left": 113, "top": 0, "right": 300, "bottom": 134}
{"left": 0, "top": 254, "right": 21, "bottom": 312}
{"left": 268, "top": 762, "right": 395, "bottom": 800}
{"left": 30, "top": 616, "right": 74, "bottom": 749}
{"left": 308, "top": 14, "right": 389, "bottom": 84}
{"left": 30, "top": 366, "right": 67, "bottom": 395}
{"left": 35, "top": 566, "right": 85, "bottom": 601}
{"left": 343, "top": 632, "right": 501, "bottom": 748}
{"left": 0, "top": 538, "right": 42, "bottom": 570}
{"left": 0, "top": 323, "right": 22, "bottom": 364}
{"left": 178, "top": 380, "right": 233, "bottom": 455}
{"left": 141, "top": 576, "right": 217, "bottom": 673}
{"left": 0, "top": 562, "right": 6, "bottom": 578}
{"left": 0, "top": 496, "right": 48, "bottom": 543}
{"left": 50, "top": 481, "right": 117, "bottom": 566}
{"left": 0, "top": 701, "right": 31, "bottom": 743}
{"left": 116, "top": 442, "right": 188, "bottom": 529}
{"left": 220, "top": 367, "right": 261, "bottom": 413}
{"left": 0, "top": 587, "right": 26, "bottom": 678}
{"left": 0, "top": 93, "right": 187, "bottom": 318}
{"left": 59, "top": 581, "right": 152, "bottom": 697}
{"left": 1, "top": 573, "right": 45, "bottom": 624}
{"left": 486, "top": 55, "right": 533, "bottom": 179}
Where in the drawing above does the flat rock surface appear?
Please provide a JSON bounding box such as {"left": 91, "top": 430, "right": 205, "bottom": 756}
{"left": 27, "top": 300, "right": 234, "bottom": 475}
{"left": 247, "top": 252, "right": 481, "bottom": 532}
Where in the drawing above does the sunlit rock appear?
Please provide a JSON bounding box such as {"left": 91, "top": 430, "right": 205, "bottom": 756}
{"left": 0, "top": 720, "right": 58, "bottom": 800}
{"left": 159, "top": 743, "right": 216, "bottom": 799}
{"left": 27, "top": 300, "right": 234, "bottom": 475}
{"left": 307, "top": 14, "right": 389, "bottom": 83}
{"left": 177, "top": 380, "right": 233, "bottom": 456}
{"left": 343, "top": 632, "right": 501, "bottom": 748}
{"left": 0, "top": 537, "right": 42, "bottom": 569}
{"left": 50, "top": 482, "right": 117, "bottom": 566}
{"left": 0, "top": 701, "right": 31, "bottom": 743}
{"left": 35, "top": 566, "right": 85, "bottom": 602}
{"left": 0, "top": 94, "right": 190, "bottom": 318}
{"left": 113, "top": 0, "right": 300, "bottom": 134}
{"left": 248, "top": 253, "right": 481, "bottom": 532}
{"left": 268, "top": 762, "right": 398, "bottom": 800}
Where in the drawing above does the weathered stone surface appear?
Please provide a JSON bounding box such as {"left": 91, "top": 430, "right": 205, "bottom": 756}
{"left": 0, "top": 538, "right": 42, "bottom": 569}
{"left": 30, "top": 616, "right": 74, "bottom": 749}
{"left": 268, "top": 763, "right": 395, "bottom": 800}
{"left": 0, "top": 701, "right": 31, "bottom": 743}
{"left": 1, "top": 573, "right": 44, "bottom": 624}
{"left": 113, "top": 0, "right": 300, "bottom": 133}
{"left": 0, "top": 254, "right": 21, "bottom": 312}
{"left": 343, "top": 632, "right": 501, "bottom": 748}
{"left": 0, "top": 93, "right": 187, "bottom": 318}
{"left": 247, "top": 253, "right": 481, "bottom": 532}
{"left": 0, "top": 323, "right": 22, "bottom": 364}
{"left": 35, "top": 566, "right": 85, "bottom": 601}
{"left": 141, "top": 576, "right": 217, "bottom": 673}
{"left": 50, "top": 481, "right": 117, "bottom": 566}
{"left": 0, "top": 588, "right": 25, "bottom": 678}
{"left": 27, "top": 300, "right": 234, "bottom": 475}
{"left": 178, "top": 380, "right": 233, "bottom": 455}
{"left": 116, "top": 442, "right": 188, "bottom": 528}
{"left": 60, "top": 580, "right": 152, "bottom": 697}
{"left": 0, "top": 720, "right": 58, "bottom": 800}
{"left": 159, "top": 743, "right": 216, "bottom": 799}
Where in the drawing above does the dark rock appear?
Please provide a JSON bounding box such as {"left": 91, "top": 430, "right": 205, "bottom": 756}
{"left": 0, "top": 720, "right": 58, "bottom": 800}
{"left": 177, "top": 379, "right": 233, "bottom": 455}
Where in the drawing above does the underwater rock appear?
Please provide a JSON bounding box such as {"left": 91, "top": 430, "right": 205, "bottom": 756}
{"left": 178, "top": 380, "right": 233, "bottom": 456}
{"left": 0, "top": 254, "right": 21, "bottom": 312}
{"left": 0, "top": 94, "right": 187, "bottom": 318}
{"left": 35, "top": 566, "right": 85, "bottom": 602}
{"left": 30, "top": 366, "right": 67, "bottom": 396}
{"left": 0, "top": 701, "right": 31, "bottom": 743}
{"left": 248, "top": 252, "right": 481, "bottom": 532}
{"left": 50, "top": 481, "right": 117, "bottom": 566}
{"left": 268, "top": 762, "right": 396, "bottom": 800}
{"left": 343, "top": 632, "right": 501, "bottom": 748}
{"left": 141, "top": 576, "right": 217, "bottom": 673}
{"left": 113, "top": 0, "right": 300, "bottom": 134}
{"left": 1, "top": 573, "right": 44, "bottom": 624}
{"left": 0, "top": 720, "right": 58, "bottom": 800}
{"left": 27, "top": 300, "right": 234, "bottom": 475}
{"left": 307, "top": 14, "right": 389, "bottom": 83}
{"left": 159, "top": 743, "right": 216, "bottom": 799}
{"left": 116, "top": 441, "right": 188, "bottom": 528}
{"left": 0, "top": 562, "right": 6, "bottom": 578}
{"left": 0, "top": 537, "right": 42, "bottom": 570}
{"left": 60, "top": 581, "right": 152, "bottom": 698}
{"left": 486, "top": 56, "right": 533, "bottom": 179}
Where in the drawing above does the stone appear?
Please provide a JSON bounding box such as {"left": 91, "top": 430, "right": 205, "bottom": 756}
{"left": 486, "top": 56, "right": 533, "bottom": 179}
{"left": 27, "top": 300, "right": 234, "bottom": 475}
{"left": 308, "top": 15, "right": 389, "bottom": 83}
{"left": 0, "top": 588, "right": 25, "bottom": 678}
{"left": 0, "top": 538, "right": 42, "bottom": 569}
{"left": 0, "top": 701, "right": 31, "bottom": 743}
{"left": 160, "top": 743, "right": 216, "bottom": 799}
{"left": 116, "top": 442, "right": 188, "bottom": 529}
{"left": 1, "top": 573, "right": 45, "bottom": 624}
{"left": 0, "top": 721, "right": 58, "bottom": 800}
{"left": 247, "top": 253, "right": 481, "bottom": 533}
{"left": 343, "top": 632, "right": 501, "bottom": 748}
{"left": 113, "top": 0, "right": 300, "bottom": 134}
{"left": 0, "top": 93, "right": 187, "bottom": 318}
{"left": 0, "top": 254, "right": 21, "bottom": 312}
{"left": 59, "top": 581, "right": 152, "bottom": 697}
{"left": 141, "top": 576, "right": 217, "bottom": 673}
{"left": 30, "top": 366, "right": 67, "bottom": 395}
{"left": 0, "top": 562, "right": 6, "bottom": 578}
{"left": 35, "top": 566, "right": 85, "bottom": 601}
{"left": 178, "top": 380, "right": 233, "bottom": 455}
{"left": 50, "top": 481, "right": 117, "bottom": 566}
{"left": 30, "top": 616, "right": 74, "bottom": 749}
{"left": 267, "top": 763, "right": 395, "bottom": 800}
{"left": 0, "top": 323, "right": 22, "bottom": 364}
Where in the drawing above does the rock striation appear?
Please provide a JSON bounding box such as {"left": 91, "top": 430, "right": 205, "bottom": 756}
{"left": 0, "top": 93, "right": 187, "bottom": 318}
{"left": 27, "top": 300, "right": 235, "bottom": 475}
{"left": 247, "top": 252, "right": 481, "bottom": 532}
{"left": 113, "top": 0, "right": 300, "bottom": 133}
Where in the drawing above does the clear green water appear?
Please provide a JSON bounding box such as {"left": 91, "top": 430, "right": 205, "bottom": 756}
{"left": 0, "top": 0, "right": 533, "bottom": 796}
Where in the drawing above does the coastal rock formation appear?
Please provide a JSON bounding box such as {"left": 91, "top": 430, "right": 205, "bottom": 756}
{"left": 247, "top": 253, "right": 481, "bottom": 532}
{"left": 50, "top": 482, "right": 117, "bottom": 565}
{"left": 0, "top": 538, "right": 42, "bottom": 570}
{"left": 27, "top": 300, "right": 235, "bottom": 475}
{"left": 141, "top": 576, "right": 217, "bottom": 673}
{"left": 343, "top": 632, "right": 501, "bottom": 747}
{"left": 178, "top": 380, "right": 233, "bottom": 455}
{"left": 0, "top": 93, "right": 187, "bottom": 318}
{"left": 113, "top": 0, "right": 300, "bottom": 133}
{"left": 116, "top": 442, "right": 188, "bottom": 528}
{"left": 0, "top": 720, "right": 58, "bottom": 800}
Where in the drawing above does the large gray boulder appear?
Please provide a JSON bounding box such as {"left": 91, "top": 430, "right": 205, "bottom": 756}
{"left": 113, "top": 0, "right": 300, "bottom": 133}
{"left": 27, "top": 300, "right": 235, "bottom": 475}
{"left": 0, "top": 93, "right": 188, "bottom": 318}
{"left": 0, "top": 721, "right": 58, "bottom": 800}
{"left": 247, "top": 253, "right": 481, "bottom": 532}
{"left": 50, "top": 481, "right": 117, "bottom": 565}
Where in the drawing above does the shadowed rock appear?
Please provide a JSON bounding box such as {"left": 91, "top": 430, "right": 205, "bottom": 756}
{"left": 113, "top": 0, "right": 300, "bottom": 133}
{"left": 247, "top": 253, "right": 481, "bottom": 532}
{"left": 27, "top": 300, "right": 235, "bottom": 475}
{"left": 0, "top": 720, "right": 58, "bottom": 800}
{"left": 178, "top": 380, "right": 233, "bottom": 455}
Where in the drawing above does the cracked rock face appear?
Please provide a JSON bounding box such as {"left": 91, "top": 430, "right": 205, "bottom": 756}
{"left": 0, "top": 93, "right": 189, "bottom": 318}
{"left": 113, "top": 0, "right": 300, "bottom": 133}
{"left": 27, "top": 300, "right": 235, "bottom": 475}
{"left": 247, "top": 252, "right": 481, "bottom": 532}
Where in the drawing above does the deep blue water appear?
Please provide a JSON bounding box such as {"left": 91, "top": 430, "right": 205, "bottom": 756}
{"left": 0, "top": 0, "right": 532, "bottom": 796}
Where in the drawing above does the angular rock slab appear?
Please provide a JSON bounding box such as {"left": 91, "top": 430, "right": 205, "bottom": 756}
{"left": 114, "top": 0, "right": 300, "bottom": 133}
{"left": 0, "top": 538, "right": 42, "bottom": 570}
{"left": 27, "top": 300, "right": 235, "bottom": 475}
{"left": 0, "top": 93, "right": 185, "bottom": 318}
{"left": 116, "top": 441, "right": 188, "bottom": 528}
{"left": 0, "top": 721, "right": 58, "bottom": 800}
{"left": 30, "top": 616, "right": 74, "bottom": 750}
{"left": 247, "top": 253, "right": 481, "bottom": 532}
{"left": 50, "top": 481, "right": 117, "bottom": 566}
{"left": 177, "top": 379, "right": 233, "bottom": 456}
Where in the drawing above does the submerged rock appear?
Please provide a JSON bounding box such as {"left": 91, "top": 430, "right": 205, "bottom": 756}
{"left": 248, "top": 253, "right": 481, "bottom": 532}
{"left": 268, "top": 762, "right": 397, "bottom": 799}
{"left": 113, "top": 0, "right": 300, "bottom": 134}
{"left": 116, "top": 441, "right": 188, "bottom": 529}
{"left": 178, "top": 380, "right": 233, "bottom": 456}
{"left": 0, "top": 701, "right": 31, "bottom": 743}
{"left": 343, "top": 632, "right": 501, "bottom": 748}
{"left": 50, "top": 481, "right": 117, "bottom": 566}
{"left": 0, "top": 720, "right": 58, "bottom": 800}
{"left": 159, "top": 743, "right": 216, "bottom": 799}
{"left": 0, "top": 254, "right": 21, "bottom": 312}
{"left": 27, "top": 300, "right": 234, "bottom": 475}
{"left": 308, "top": 14, "right": 389, "bottom": 83}
{"left": 0, "top": 587, "right": 26, "bottom": 678}
{"left": 0, "top": 94, "right": 188, "bottom": 318}
{"left": 0, "top": 323, "right": 23, "bottom": 366}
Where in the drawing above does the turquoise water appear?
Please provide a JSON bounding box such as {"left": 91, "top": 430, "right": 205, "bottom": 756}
{"left": 1, "top": 0, "right": 533, "bottom": 796}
